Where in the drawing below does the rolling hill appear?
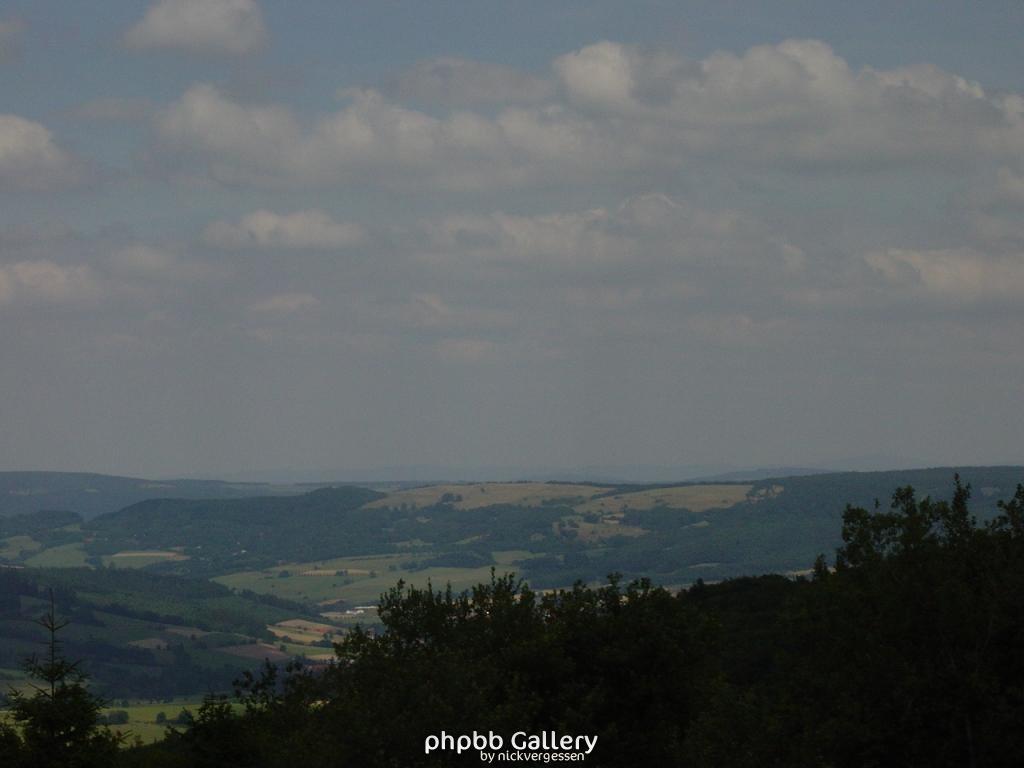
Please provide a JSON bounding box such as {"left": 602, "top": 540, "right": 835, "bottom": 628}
{"left": 2, "top": 465, "right": 1022, "bottom": 699}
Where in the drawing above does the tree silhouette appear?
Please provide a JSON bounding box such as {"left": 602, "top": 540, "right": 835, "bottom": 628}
{"left": 4, "top": 590, "right": 122, "bottom": 768}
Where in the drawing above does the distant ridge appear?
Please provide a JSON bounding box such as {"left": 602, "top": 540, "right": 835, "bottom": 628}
{"left": 194, "top": 453, "right": 937, "bottom": 485}
{"left": 689, "top": 467, "right": 835, "bottom": 482}
{"left": 5, "top": 464, "right": 1022, "bottom": 521}
{"left": 0, "top": 471, "right": 309, "bottom": 520}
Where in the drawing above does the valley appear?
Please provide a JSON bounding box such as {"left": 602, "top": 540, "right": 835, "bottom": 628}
{"left": 2, "top": 466, "right": 1022, "bottom": 703}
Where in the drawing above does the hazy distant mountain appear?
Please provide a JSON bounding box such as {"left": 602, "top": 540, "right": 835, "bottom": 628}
{"left": 209, "top": 464, "right": 738, "bottom": 485}
{"left": 195, "top": 455, "right": 935, "bottom": 485}
{"left": 690, "top": 467, "right": 835, "bottom": 482}
{"left": 0, "top": 454, "right": 971, "bottom": 520}
{"left": 0, "top": 471, "right": 308, "bottom": 520}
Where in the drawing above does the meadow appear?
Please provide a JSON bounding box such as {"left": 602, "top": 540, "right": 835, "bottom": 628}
{"left": 574, "top": 484, "right": 752, "bottom": 514}
{"left": 214, "top": 549, "right": 542, "bottom": 607}
{"left": 99, "top": 698, "right": 208, "bottom": 744}
{"left": 0, "top": 536, "right": 41, "bottom": 560}
{"left": 23, "top": 542, "right": 89, "bottom": 567}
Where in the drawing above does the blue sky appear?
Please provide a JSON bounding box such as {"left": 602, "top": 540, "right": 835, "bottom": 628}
{"left": 1, "top": 1, "right": 1022, "bottom": 478}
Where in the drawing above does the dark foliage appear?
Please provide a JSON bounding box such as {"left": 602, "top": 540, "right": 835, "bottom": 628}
{"left": 2, "top": 593, "right": 123, "bottom": 768}
{"left": 128, "top": 478, "right": 1024, "bottom": 767}
{"left": 684, "top": 478, "right": 1024, "bottom": 767}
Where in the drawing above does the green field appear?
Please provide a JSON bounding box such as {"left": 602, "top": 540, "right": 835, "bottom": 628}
{"left": 23, "top": 542, "right": 89, "bottom": 567}
{"left": 2, "top": 698, "right": 203, "bottom": 746}
{"left": 0, "top": 535, "right": 41, "bottom": 560}
{"left": 98, "top": 698, "right": 208, "bottom": 744}
{"left": 215, "top": 550, "right": 541, "bottom": 607}
{"left": 217, "top": 564, "right": 498, "bottom": 606}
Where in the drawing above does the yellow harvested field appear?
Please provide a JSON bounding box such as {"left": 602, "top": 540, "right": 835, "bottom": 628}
{"left": 277, "top": 619, "right": 337, "bottom": 634}
{"left": 305, "top": 652, "right": 336, "bottom": 662}
{"left": 300, "top": 569, "right": 341, "bottom": 576}
{"left": 268, "top": 626, "right": 321, "bottom": 643}
{"left": 575, "top": 484, "right": 752, "bottom": 514}
{"left": 364, "top": 482, "right": 611, "bottom": 510}
{"left": 110, "top": 550, "right": 189, "bottom": 560}
{"left": 268, "top": 619, "right": 340, "bottom": 645}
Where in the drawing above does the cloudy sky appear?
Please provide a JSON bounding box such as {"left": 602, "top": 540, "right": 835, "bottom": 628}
{"left": 1, "top": 1, "right": 1023, "bottom": 479}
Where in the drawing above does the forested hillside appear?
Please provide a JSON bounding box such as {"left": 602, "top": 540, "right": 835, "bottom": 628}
{"left": 85, "top": 486, "right": 385, "bottom": 575}
{"left": 73, "top": 466, "right": 1024, "bottom": 586}
{"left": 3, "top": 478, "right": 1019, "bottom": 766}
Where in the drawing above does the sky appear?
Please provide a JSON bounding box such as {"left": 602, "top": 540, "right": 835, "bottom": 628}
{"left": 1, "top": 0, "right": 1023, "bottom": 479}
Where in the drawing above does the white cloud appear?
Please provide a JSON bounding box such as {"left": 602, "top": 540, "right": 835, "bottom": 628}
{"left": 0, "top": 115, "right": 78, "bottom": 188}
{"left": 250, "top": 292, "right": 319, "bottom": 313}
{"left": 411, "top": 191, "right": 1024, "bottom": 336}
{"left": 204, "top": 209, "right": 366, "bottom": 250}
{"left": 958, "top": 165, "right": 1024, "bottom": 248}
{"left": 159, "top": 84, "right": 527, "bottom": 187}
{"left": 554, "top": 41, "right": 637, "bottom": 110}
{"left": 865, "top": 248, "right": 1024, "bottom": 301}
{"left": 107, "top": 245, "right": 179, "bottom": 275}
{"left": 125, "top": 0, "right": 266, "bottom": 55}
{"left": 558, "top": 38, "right": 1019, "bottom": 167}
{"left": 155, "top": 39, "right": 1024, "bottom": 189}
{"left": 420, "top": 193, "right": 767, "bottom": 273}
{"left": 389, "top": 57, "right": 555, "bottom": 106}
{"left": 156, "top": 83, "right": 298, "bottom": 173}
{"left": 0, "top": 224, "right": 228, "bottom": 315}
{"left": 104, "top": 244, "right": 220, "bottom": 284}
{"left": 422, "top": 208, "right": 626, "bottom": 266}
{"left": 156, "top": 84, "right": 632, "bottom": 188}
{"left": 0, "top": 260, "right": 99, "bottom": 305}
{"left": 99, "top": 243, "right": 226, "bottom": 290}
